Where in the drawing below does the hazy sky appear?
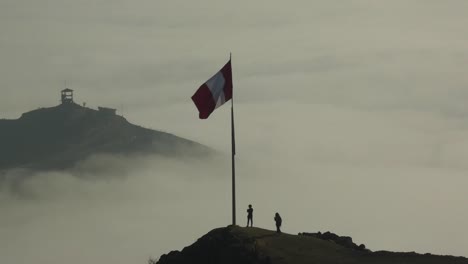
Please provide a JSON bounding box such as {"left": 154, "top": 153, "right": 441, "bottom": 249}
{"left": 1, "top": 1, "right": 468, "bottom": 263}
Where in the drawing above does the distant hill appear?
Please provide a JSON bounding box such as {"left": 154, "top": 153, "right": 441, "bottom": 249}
{"left": 0, "top": 103, "right": 211, "bottom": 171}
{"left": 155, "top": 226, "right": 468, "bottom": 264}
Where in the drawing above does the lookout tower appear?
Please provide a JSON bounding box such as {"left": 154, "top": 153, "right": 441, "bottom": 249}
{"left": 61, "top": 88, "right": 74, "bottom": 104}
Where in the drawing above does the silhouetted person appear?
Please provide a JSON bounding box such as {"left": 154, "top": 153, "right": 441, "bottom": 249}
{"left": 246, "top": 204, "right": 253, "bottom": 227}
{"left": 274, "top": 212, "right": 282, "bottom": 233}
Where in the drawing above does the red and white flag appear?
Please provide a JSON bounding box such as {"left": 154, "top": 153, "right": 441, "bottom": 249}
{"left": 191, "top": 60, "right": 233, "bottom": 119}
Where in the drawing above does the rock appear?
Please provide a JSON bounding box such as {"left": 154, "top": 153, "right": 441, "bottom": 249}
{"left": 299, "top": 231, "right": 369, "bottom": 252}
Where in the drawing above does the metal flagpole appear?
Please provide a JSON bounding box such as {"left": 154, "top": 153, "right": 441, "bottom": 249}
{"left": 230, "top": 52, "right": 236, "bottom": 226}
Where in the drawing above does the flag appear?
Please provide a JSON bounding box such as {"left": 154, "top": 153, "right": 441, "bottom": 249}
{"left": 191, "top": 60, "right": 232, "bottom": 119}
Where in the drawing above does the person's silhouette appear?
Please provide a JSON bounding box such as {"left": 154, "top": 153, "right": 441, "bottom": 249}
{"left": 274, "top": 212, "right": 282, "bottom": 233}
{"left": 246, "top": 204, "right": 253, "bottom": 227}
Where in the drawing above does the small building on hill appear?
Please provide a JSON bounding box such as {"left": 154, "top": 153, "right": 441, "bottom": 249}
{"left": 98, "top": 106, "right": 116, "bottom": 116}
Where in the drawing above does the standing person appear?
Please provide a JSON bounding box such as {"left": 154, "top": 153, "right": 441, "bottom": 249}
{"left": 246, "top": 204, "right": 253, "bottom": 227}
{"left": 274, "top": 212, "right": 282, "bottom": 233}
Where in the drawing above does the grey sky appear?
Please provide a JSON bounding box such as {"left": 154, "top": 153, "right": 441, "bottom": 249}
{"left": 1, "top": 1, "right": 468, "bottom": 263}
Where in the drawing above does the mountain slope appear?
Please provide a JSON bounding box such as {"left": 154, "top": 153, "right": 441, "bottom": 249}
{"left": 155, "top": 226, "right": 468, "bottom": 264}
{"left": 0, "top": 103, "right": 211, "bottom": 171}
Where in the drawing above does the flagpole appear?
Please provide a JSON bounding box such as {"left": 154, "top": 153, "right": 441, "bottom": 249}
{"left": 230, "top": 52, "right": 236, "bottom": 226}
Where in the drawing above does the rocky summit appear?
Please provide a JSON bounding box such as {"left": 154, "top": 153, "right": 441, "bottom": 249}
{"left": 154, "top": 226, "right": 468, "bottom": 264}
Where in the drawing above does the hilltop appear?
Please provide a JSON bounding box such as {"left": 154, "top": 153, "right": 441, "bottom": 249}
{"left": 155, "top": 226, "right": 468, "bottom": 264}
{"left": 0, "top": 102, "right": 211, "bottom": 171}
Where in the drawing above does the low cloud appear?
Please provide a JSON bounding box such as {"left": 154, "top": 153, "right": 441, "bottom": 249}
{"left": 0, "top": 154, "right": 232, "bottom": 264}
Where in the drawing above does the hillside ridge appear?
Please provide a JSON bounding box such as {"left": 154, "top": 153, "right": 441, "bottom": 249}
{"left": 0, "top": 102, "right": 210, "bottom": 171}
{"left": 154, "top": 226, "right": 468, "bottom": 264}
